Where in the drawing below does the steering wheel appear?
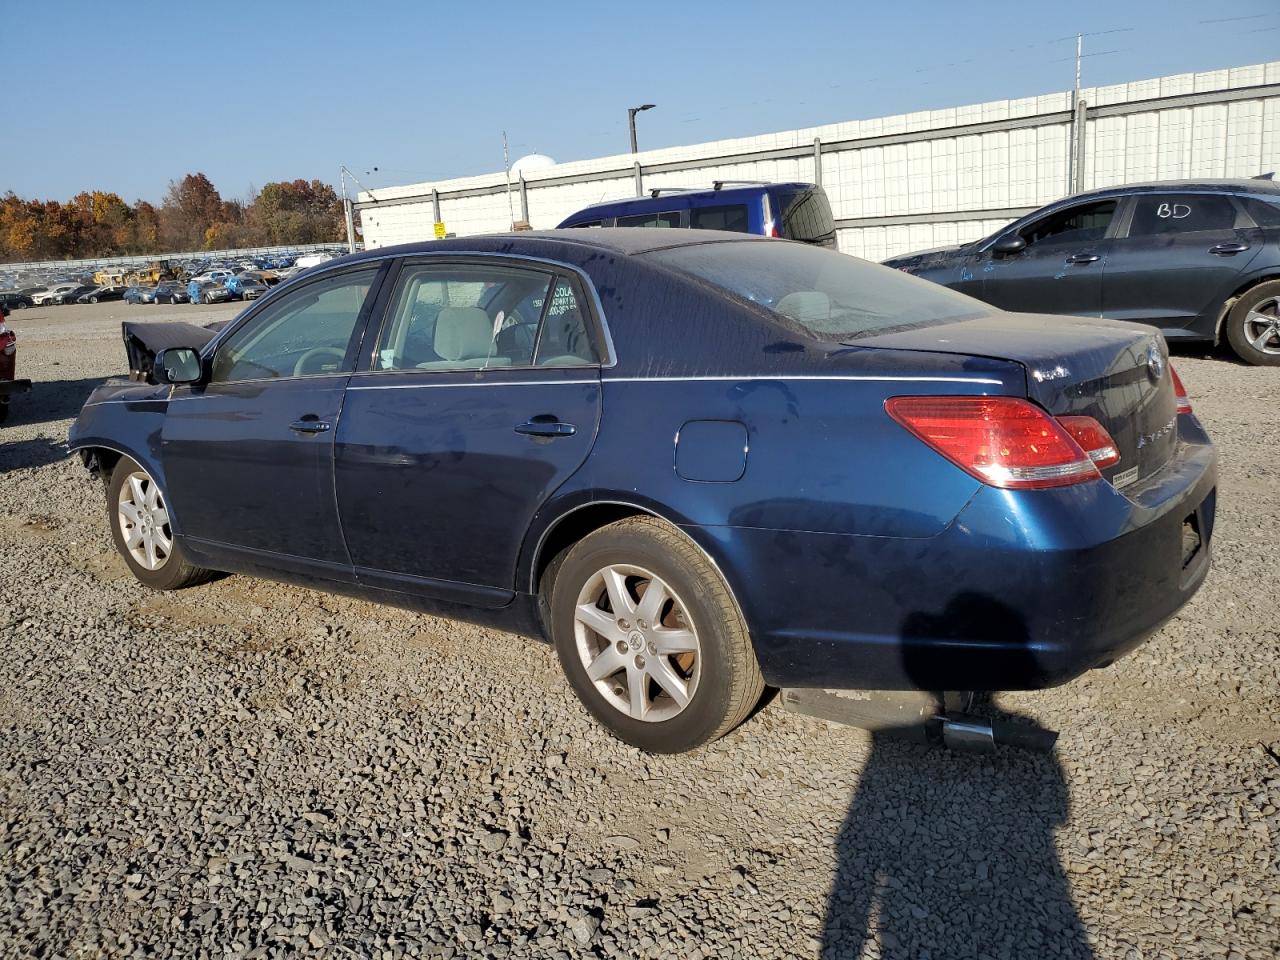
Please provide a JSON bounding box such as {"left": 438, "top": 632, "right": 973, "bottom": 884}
{"left": 292, "top": 347, "right": 346, "bottom": 377}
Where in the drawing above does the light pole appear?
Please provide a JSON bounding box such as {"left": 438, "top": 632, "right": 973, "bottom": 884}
{"left": 628, "top": 103, "right": 655, "bottom": 154}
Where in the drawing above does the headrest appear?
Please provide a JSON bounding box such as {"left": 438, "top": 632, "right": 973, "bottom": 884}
{"left": 433, "top": 306, "right": 493, "bottom": 361}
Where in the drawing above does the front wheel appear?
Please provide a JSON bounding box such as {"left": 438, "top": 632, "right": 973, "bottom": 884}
{"left": 88, "top": 296, "right": 98, "bottom": 304}
{"left": 1225, "top": 281, "right": 1280, "bottom": 366}
{"left": 107, "top": 457, "right": 212, "bottom": 590}
{"left": 549, "top": 516, "right": 764, "bottom": 753}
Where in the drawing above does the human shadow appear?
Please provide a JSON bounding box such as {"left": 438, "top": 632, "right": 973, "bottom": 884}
{"left": 822, "top": 594, "right": 1093, "bottom": 959}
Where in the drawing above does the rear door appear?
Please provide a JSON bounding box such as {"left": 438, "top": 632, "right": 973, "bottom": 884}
{"left": 1101, "top": 191, "right": 1262, "bottom": 335}
{"left": 979, "top": 198, "right": 1118, "bottom": 316}
{"left": 334, "top": 257, "right": 605, "bottom": 606}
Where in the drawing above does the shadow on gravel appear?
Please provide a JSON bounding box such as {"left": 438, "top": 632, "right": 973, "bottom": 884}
{"left": 4, "top": 375, "right": 110, "bottom": 428}
{"left": 822, "top": 595, "right": 1093, "bottom": 959}
{"left": 0, "top": 437, "right": 70, "bottom": 473}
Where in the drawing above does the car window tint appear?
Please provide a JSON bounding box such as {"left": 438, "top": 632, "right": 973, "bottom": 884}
{"left": 774, "top": 187, "right": 838, "bottom": 245}
{"left": 1128, "top": 194, "right": 1238, "bottom": 236}
{"left": 1020, "top": 200, "right": 1116, "bottom": 246}
{"left": 568, "top": 220, "right": 603, "bottom": 228}
{"left": 376, "top": 264, "right": 554, "bottom": 371}
{"left": 211, "top": 268, "right": 377, "bottom": 383}
{"left": 689, "top": 204, "right": 750, "bottom": 234}
{"left": 649, "top": 240, "right": 987, "bottom": 341}
{"left": 534, "top": 280, "right": 598, "bottom": 367}
{"left": 617, "top": 211, "right": 681, "bottom": 228}
{"left": 1240, "top": 197, "right": 1280, "bottom": 227}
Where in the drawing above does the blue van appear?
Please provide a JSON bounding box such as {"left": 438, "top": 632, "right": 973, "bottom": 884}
{"left": 557, "top": 181, "right": 837, "bottom": 247}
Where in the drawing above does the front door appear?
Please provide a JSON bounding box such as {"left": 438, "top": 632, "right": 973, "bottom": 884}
{"left": 1101, "top": 191, "right": 1262, "bottom": 334}
{"left": 979, "top": 198, "right": 1118, "bottom": 317}
{"left": 335, "top": 258, "right": 604, "bottom": 606}
{"left": 162, "top": 265, "right": 385, "bottom": 580}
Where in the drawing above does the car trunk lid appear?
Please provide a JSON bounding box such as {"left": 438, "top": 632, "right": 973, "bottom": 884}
{"left": 859, "top": 313, "right": 1179, "bottom": 488}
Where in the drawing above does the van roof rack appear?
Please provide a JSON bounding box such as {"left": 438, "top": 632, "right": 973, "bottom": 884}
{"left": 648, "top": 187, "right": 701, "bottom": 197}
{"left": 712, "top": 180, "right": 769, "bottom": 190}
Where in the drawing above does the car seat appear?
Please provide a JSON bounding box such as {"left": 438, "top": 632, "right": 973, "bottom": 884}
{"left": 415, "top": 306, "right": 510, "bottom": 369}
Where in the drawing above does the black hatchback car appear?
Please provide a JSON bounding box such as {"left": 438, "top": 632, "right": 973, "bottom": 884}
{"left": 884, "top": 178, "right": 1280, "bottom": 365}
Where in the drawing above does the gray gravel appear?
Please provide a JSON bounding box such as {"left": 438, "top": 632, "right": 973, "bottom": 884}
{"left": 1, "top": 301, "right": 1278, "bottom": 959}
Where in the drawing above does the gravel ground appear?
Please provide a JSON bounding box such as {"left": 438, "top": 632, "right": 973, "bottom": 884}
{"left": 1, "top": 301, "right": 1277, "bottom": 960}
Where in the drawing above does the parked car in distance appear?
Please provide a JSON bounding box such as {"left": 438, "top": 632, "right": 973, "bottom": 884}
{"left": 187, "top": 280, "right": 233, "bottom": 305}
{"left": 225, "top": 276, "right": 269, "bottom": 300}
{"left": 77, "top": 285, "right": 126, "bottom": 304}
{"left": 0, "top": 292, "right": 33, "bottom": 310}
{"left": 69, "top": 230, "right": 1217, "bottom": 753}
{"left": 123, "top": 286, "right": 157, "bottom": 304}
{"left": 153, "top": 282, "right": 190, "bottom": 304}
{"left": 33, "top": 283, "right": 80, "bottom": 305}
{"left": 54, "top": 285, "right": 96, "bottom": 305}
{"left": 0, "top": 306, "right": 31, "bottom": 424}
{"left": 883, "top": 177, "right": 1280, "bottom": 365}
{"left": 558, "top": 181, "right": 838, "bottom": 247}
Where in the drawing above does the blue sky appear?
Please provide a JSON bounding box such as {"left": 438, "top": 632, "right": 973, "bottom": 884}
{"left": 5, "top": 0, "right": 1278, "bottom": 203}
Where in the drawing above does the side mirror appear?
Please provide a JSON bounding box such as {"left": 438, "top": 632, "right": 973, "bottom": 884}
{"left": 154, "top": 347, "right": 202, "bottom": 385}
{"left": 992, "top": 234, "right": 1027, "bottom": 256}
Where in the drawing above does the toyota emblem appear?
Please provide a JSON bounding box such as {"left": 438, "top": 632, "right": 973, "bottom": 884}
{"left": 1146, "top": 344, "right": 1165, "bottom": 384}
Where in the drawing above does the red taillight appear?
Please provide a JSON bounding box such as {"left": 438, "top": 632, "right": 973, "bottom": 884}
{"left": 1056, "top": 416, "right": 1121, "bottom": 468}
{"left": 886, "top": 396, "right": 1101, "bottom": 490}
{"left": 1170, "top": 366, "right": 1192, "bottom": 415}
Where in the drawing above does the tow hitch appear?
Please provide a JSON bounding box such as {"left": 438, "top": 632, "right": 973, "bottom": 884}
{"left": 779, "top": 688, "right": 1058, "bottom": 753}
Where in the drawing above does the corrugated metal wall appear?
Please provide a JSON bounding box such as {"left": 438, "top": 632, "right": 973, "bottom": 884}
{"left": 358, "top": 62, "right": 1280, "bottom": 262}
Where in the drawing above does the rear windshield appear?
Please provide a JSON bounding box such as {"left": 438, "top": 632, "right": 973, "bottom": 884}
{"left": 772, "top": 186, "right": 836, "bottom": 246}
{"left": 647, "top": 240, "right": 988, "bottom": 340}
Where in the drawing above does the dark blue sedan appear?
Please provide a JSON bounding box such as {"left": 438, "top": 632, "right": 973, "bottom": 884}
{"left": 69, "top": 230, "right": 1216, "bottom": 753}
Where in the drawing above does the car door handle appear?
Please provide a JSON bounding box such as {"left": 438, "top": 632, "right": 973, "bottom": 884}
{"left": 289, "top": 418, "right": 331, "bottom": 434}
{"left": 1065, "top": 254, "right": 1100, "bottom": 264}
{"left": 515, "top": 417, "right": 577, "bottom": 438}
{"left": 1209, "top": 242, "right": 1250, "bottom": 256}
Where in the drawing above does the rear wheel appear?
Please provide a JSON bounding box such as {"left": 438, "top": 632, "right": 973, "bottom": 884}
{"left": 1225, "top": 281, "right": 1280, "bottom": 366}
{"left": 549, "top": 516, "right": 764, "bottom": 753}
{"left": 107, "top": 457, "right": 211, "bottom": 590}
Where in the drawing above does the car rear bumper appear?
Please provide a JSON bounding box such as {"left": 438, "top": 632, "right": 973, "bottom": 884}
{"left": 696, "top": 416, "right": 1217, "bottom": 691}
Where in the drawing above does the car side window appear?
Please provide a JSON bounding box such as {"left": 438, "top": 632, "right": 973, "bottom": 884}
{"left": 689, "top": 204, "right": 750, "bottom": 233}
{"left": 1128, "top": 194, "right": 1239, "bottom": 237}
{"left": 1020, "top": 200, "right": 1116, "bottom": 247}
{"left": 376, "top": 263, "right": 559, "bottom": 371}
{"left": 210, "top": 268, "right": 378, "bottom": 383}
{"left": 534, "top": 280, "right": 598, "bottom": 367}
{"left": 1241, "top": 197, "right": 1280, "bottom": 227}
{"left": 617, "top": 211, "right": 681, "bottom": 228}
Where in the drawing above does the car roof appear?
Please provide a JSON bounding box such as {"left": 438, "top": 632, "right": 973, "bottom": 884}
{"left": 1063, "top": 176, "right": 1280, "bottom": 203}
{"left": 563, "top": 182, "right": 814, "bottom": 219}
{"left": 334, "top": 228, "right": 771, "bottom": 267}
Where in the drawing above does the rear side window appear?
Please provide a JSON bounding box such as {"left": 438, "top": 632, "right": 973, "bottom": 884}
{"left": 1240, "top": 197, "right": 1280, "bottom": 227}
{"left": 690, "top": 204, "right": 750, "bottom": 234}
{"left": 617, "top": 211, "right": 681, "bottom": 228}
{"left": 648, "top": 240, "right": 987, "bottom": 341}
{"left": 1128, "top": 194, "right": 1239, "bottom": 236}
{"left": 772, "top": 186, "right": 837, "bottom": 246}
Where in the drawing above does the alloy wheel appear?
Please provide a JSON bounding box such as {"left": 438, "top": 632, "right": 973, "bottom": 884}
{"left": 573, "top": 564, "right": 701, "bottom": 722}
{"left": 117, "top": 470, "right": 173, "bottom": 571}
{"left": 1243, "top": 296, "right": 1280, "bottom": 355}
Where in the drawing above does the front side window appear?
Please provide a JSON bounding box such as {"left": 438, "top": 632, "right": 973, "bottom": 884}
{"left": 376, "top": 263, "right": 579, "bottom": 371}
{"left": 211, "top": 267, "right": 377, "bottom": 383}
{"left": 1020, "top": 200, "right": 1116, "bottom": 247}
{"left": 617, "top": 211, "right": 681, "bottom": 228}
{"left": 690, "top": 204, "right": 750, "bottom": 234}
{"left": 1127, "top": 194, "right": 1239, "bottom": 236}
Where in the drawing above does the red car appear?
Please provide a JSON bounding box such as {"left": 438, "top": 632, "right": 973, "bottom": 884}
{"left": 0, "top": 306, "right": 31, "bottom": 423}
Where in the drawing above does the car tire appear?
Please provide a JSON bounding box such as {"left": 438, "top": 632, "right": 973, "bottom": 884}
{"left": 1225, "top": 281, "right": 1280, "bottom": 366}
{"left": 549, "top": 515, "right": 764, "bottom": 753}
{"left": 106, "top": 457, "right": 212, "bottom": 590}
{"left": 89, "top": 296, "right": 98, "bottom": 304}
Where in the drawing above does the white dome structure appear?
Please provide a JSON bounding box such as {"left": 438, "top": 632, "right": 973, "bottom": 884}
{"left": 510, "top": 153, "right": 557, "bottom": 176}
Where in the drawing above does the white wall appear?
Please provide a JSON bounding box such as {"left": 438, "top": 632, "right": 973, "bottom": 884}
{"left": 359, "top": 61, "right": 1280, "bottom": 261}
